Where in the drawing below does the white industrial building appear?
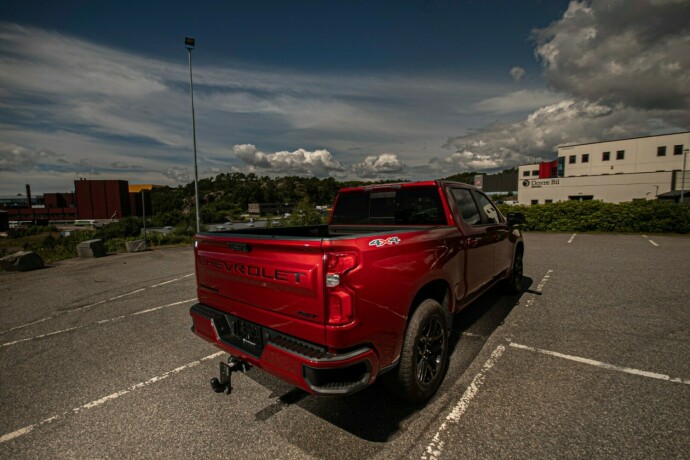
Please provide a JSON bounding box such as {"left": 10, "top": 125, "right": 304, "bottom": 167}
{"left": 518, "top": 132, "right": 690, "bottom": 204}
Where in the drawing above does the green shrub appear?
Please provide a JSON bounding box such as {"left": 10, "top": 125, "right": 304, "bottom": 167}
{"left": 499, "top": 201, "right": 690, "bottom": 234}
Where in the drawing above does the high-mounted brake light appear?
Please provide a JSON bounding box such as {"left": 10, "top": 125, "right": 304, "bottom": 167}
{"left": 325, "top": 252, "right": 358, "bottom": 325}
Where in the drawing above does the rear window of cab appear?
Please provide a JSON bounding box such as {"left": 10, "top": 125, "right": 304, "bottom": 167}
{"left": 331, "top": 187, "right": 447, "bottom": 225}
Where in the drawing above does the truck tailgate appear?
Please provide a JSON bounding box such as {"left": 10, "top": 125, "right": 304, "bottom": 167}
{"left": 195, "top": 235, "right": 326, "bottom": 324}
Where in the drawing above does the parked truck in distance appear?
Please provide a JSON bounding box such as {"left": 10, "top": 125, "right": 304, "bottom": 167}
{"left": 190, "top": 180, "right": 525, "bottom": 402}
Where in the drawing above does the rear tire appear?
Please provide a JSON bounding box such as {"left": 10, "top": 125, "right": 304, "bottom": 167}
{"left": 384, "top": 299, "right": 448, "bottom": 402}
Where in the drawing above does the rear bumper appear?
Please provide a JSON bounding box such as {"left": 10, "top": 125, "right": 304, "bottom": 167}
{"left": 189, "top": 303, "right": 379, "bottom": 396}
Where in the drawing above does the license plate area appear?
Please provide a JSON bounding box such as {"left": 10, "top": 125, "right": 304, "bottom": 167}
{"left": 214, "top": 314, "right": 265, "bottom": 358}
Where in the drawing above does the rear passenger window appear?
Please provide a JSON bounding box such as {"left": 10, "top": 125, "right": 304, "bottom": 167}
{"left": 450, "top": 189, "right": 481, "bottom": 225}
{"left": 473, "top": 191, "right": 502, "bottom": 224}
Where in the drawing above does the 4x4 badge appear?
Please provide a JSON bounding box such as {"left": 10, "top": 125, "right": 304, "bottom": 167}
{"left": 369, "top": 236, "right": 401, "bottom": 247}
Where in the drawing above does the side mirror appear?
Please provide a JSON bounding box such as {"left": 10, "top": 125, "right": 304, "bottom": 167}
{"left": 507, "top": 212, "right": 526, "bottom": 226}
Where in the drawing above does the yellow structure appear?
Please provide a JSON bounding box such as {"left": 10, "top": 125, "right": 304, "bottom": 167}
{"left": 128, "top": 184, "right": 162, "bottom": 193}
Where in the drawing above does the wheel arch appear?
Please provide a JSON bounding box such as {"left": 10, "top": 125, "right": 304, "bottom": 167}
{"left": 408, "top": 279, "right": 452, "bottom": 325}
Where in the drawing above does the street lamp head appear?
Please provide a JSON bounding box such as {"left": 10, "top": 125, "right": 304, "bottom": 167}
{"left": 185, "top": 37, "right": 196, "bottom": 50}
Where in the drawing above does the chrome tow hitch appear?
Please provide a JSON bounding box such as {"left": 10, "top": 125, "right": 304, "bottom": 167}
{"left": 210, "top": 356, "right": 251, "bottom": 395}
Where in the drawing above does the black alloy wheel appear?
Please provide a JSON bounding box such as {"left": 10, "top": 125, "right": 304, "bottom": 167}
{"left": 384, "top": 299, "right": 449, "bottom": 402}
{"left": 504, "top": 251, "right": 524, "bottom": 294}
{"left": 415, "top": 316, "right": 446, "bottom": 386}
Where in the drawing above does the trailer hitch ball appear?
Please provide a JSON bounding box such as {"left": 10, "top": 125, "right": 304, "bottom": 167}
{"left": 210, "top": 357, "right": 251, "bottom": 395}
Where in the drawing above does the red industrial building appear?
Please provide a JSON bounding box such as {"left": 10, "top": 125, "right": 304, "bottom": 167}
{"left": 1, "top": 179, "right": 151, "bottom": 224}
{"left": 74, "top": 179, "right": 131, "bottom": 220}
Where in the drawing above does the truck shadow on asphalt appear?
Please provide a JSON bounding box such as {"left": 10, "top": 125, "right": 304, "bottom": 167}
{"left": 244, "top": 277, "right": 534, "bottom": 450}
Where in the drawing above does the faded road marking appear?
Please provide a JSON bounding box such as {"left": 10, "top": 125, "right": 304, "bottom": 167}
{"left": 150, "top": 273, "right": 194, "bottom": 288}
{"left": 641, "top": 235, "right": 659, "bottom": 247}
{"left": 422, "top": 345, "right": 506, "bottom": 460}
{"left": 510, "top": 342, "right": 690, "bottom": 386}
{"left": 422, "top": 269, "right": 553, "bottom": 458}
{"left": 1, "top": 299, "right": 196, "bottom": 348}
{"left": 568, "top": 234, "right": 577, "bottom": 243}
{"left": 522, "top": 269, "right": 553, "bottom": 312}
{"left": 0, "top": 273, "right": 194, "bottom": 335}
{"left": 0, "top": 351, "right": 224, "bottom": 444}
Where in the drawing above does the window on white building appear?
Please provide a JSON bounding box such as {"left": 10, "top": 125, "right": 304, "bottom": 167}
{"left": 616, "top": 150, "right": 625, "bottom": 160}
{"left": 602, "top": 151, "right": 610, "bottom": 161}
{"left": 674, "top": 144, "right": 684, "bottom": 155}
{"left": 657, "top": 146, "right": 666, "bottom": 156}
{"left": 582, "top": 154, "right": 589, "bottom": 163}
{"left": 569, "top": 155, "right": 576, "bottom": 164}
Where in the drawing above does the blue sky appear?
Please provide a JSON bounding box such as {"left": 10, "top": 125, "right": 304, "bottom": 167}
{"left": 1, "top": 0, "right": 689, "bottom": 195}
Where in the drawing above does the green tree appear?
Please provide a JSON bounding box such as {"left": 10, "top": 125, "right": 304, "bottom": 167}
{"left": 286, "top": 196, "right": 327, "bottom": 226}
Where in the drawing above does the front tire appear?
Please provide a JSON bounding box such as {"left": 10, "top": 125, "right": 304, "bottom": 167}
{"left": 384, "top": 299, "right": 449, "bottom": 402}
{"left": 504, "top": 250, "right": 524, "bottom": 294}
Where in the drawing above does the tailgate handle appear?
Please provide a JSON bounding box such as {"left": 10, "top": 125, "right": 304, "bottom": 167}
{"left": 227, "top": 242, "right": 251, "bottom": 252}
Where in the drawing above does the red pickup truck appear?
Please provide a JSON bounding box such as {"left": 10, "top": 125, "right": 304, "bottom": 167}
{"left": 190, "top": 180, "right": 525, "bottom": 402}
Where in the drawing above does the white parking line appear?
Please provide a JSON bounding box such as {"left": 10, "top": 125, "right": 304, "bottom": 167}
{"left": 0, "top": 273, "right": 194, "bottom": 336}
{"left": 108, "top": 288, "right": 145, "bottom": 302}
{"left": 509, "top": 342, "right": 690, "bottom": 385}
{"left": 422, "top": 345, "right": 506, "bottom": 460}
{"left": 1, "top": 299, "right": 196, "bottom": 348}
{"left": 0, "top": 351, "right": 224, "bottom": 444}
{"left": 150, "top": 273, "right": 194, "bottom": 288}
{"left": 522, "top": 269, "right": 553, "bottom": 313}
{"left": 423, "top": 268, "right": 554, "bottom": 459}
{"left": 641, "top": 235, "right": 659, "bottom": 247}
{"left": 568, "top": 234, "right": 577, "bottom": 243}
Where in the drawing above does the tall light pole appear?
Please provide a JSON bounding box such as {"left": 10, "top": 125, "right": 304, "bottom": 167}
{"left": 681, "top": 148, "right": 688, "bottom": 205}
{"left": 141, "top": 189, "right": 147, "bottom": 248}
{"left": 185, "top": 36, "right": 201, "bottom": 233}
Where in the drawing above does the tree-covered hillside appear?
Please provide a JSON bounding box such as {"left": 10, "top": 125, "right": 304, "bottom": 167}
{"left": 147, "top": 170, "right": 514, "bottom": 226}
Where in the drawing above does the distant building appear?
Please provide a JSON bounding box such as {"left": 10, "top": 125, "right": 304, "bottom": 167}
{"left": 44, "top": 192, "right": 76, "bottom": 209}
{"left": 0, "top": 195, "right": 43, "bottom": 207}
{"left": 128, "top": 184, "right": 162, "bottom": 193}
{"left": 0, "top": 210, "right": 8, "bottom": 231}
{"left": 518, "top": 132, "right": 689, "bottom": 204}
{"left": 2, "top": 179, "right": 156, "bottom": 223}
{"left": 473, "top": 172, "right": 518, "bottom": 195}
{"left": 128, "top": 184, "right": 161, "bottom": 217}
{"left": 74, "top": 179, "right": 131, "bottom": 219}
{"left": 248, "top": 203, "right": 293, "bottom": 216}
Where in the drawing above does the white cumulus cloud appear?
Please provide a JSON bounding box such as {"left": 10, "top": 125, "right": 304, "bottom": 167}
{"left": 351, "top": 154, "right": 404, "bottom": 178}
{"left": 233, "top": 144, "right": 345, "bottom": 176}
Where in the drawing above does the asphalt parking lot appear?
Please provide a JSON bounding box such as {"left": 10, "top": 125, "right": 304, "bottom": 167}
{"left": 1, "top": 233, "right": 688, "bottom": 459}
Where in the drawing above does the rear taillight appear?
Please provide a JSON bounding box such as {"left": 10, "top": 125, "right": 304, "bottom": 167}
{"left": 325, "top": 252, "right": 357, "bottom": 325}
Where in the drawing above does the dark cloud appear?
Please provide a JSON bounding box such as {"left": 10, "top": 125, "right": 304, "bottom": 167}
{"left": 533, "top": 0, "right": 690, "bottom": 113}
{"left": 0, "top": 142, "right": 37, "bottom": 171}
{"left": 163, "top": 166, "right": 191, "bottom": 183}
{"left": 510, "top": 67, "right": 526, "bottom": 82}
{"left": 444, "top": 0, "right": 690, "bottom": 169}
{"left": 0, "top": 143, "right": 65, "bottom": 172}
